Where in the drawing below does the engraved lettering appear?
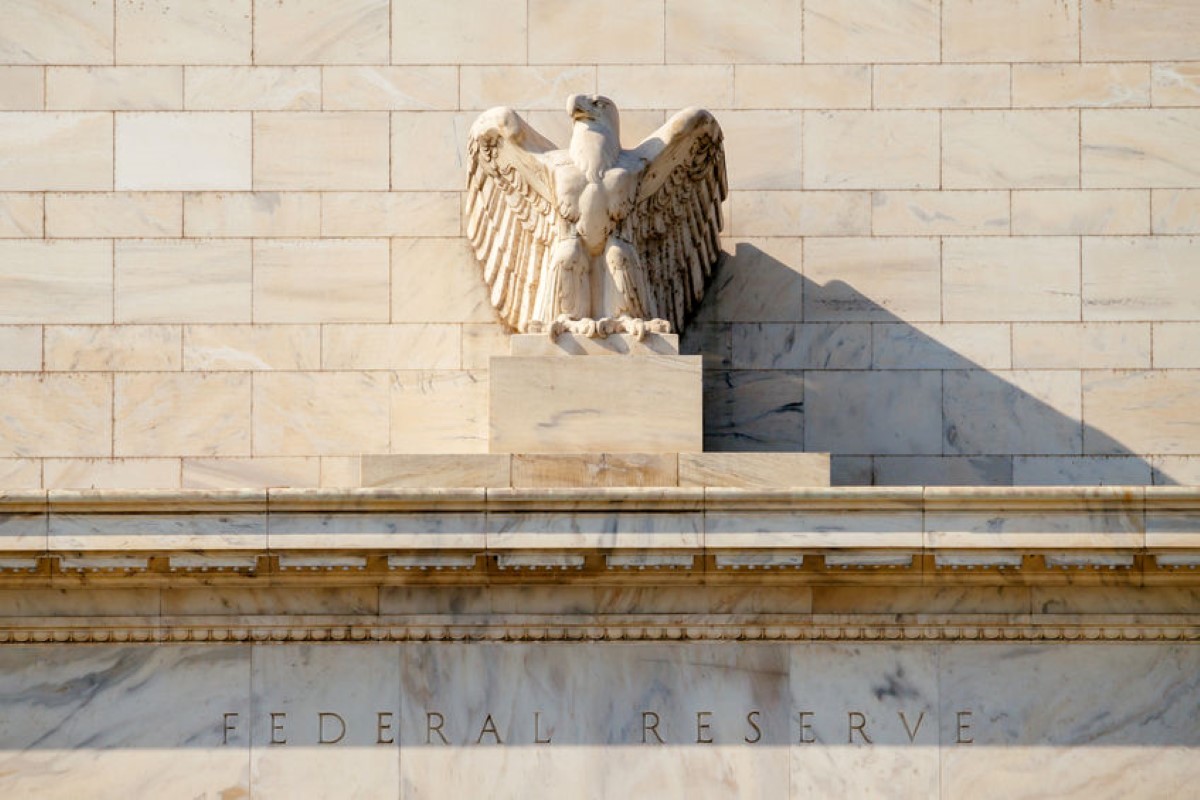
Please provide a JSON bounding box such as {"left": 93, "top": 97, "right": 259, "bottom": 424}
{"left": 847, "top": 711, "right": 872, "bottom": 744}
{"left": 222, "top": 712, "right": 238, "bottom": 745}
{"left": 426, "top": 711, "right": 449, "bottom": 745}
{"left": 642, "top": 711, "right": 663, "bottom": 744}
{"left": 477, "top": 714, "right": 503, "bottom": 745}
{"left": 534, "top": 711, "right": 552, "bottom": 745}
{"left": 377, "top": 712, "right": 395, "bottom": 745}
{"left": 270, "top": 712, "right": 286, "bottom": 745}
{"left": 695, "top": 711, "right": 713, "bottom": 744}
{"left": 318, "top": 712, "right": 346, "bottom": 745}
{"left": 798, "top": 711, "right": 815, "bottom": 744}
{"left": 898, "top": 710, "right": 925, "bottom": 743}
{"left": 744, "top": 710, "right": 762, "bottom": 744}
{"left": 956, "top": 710, "right": 973, "bottom": 745}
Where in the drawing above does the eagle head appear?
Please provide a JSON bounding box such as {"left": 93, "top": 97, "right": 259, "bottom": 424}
{"left": 568, "top": 94, "right": 621, "bottom": 139}
{"left": 567, "top": 95, "right": 621, "bottom": 182}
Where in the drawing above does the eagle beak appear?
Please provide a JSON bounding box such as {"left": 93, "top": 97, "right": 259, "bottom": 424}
{"left": 567, "top": 94, "right": 589, "bottom": 121}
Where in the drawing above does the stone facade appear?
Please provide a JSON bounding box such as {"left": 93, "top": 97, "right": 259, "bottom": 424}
{"left": 2, "top": 0, "right": 1200, "bottom": 489}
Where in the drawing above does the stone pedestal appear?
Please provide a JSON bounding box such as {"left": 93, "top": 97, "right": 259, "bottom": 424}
{"left": 488, "top": 333, "right": 703, "bottom": 454}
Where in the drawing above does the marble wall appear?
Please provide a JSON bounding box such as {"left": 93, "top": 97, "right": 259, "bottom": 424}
{"left": 0, "top": 642, "right": 1195, "bottom": 798}
{"left": 2, "top": 1, "right": 1200, "bottom": 488}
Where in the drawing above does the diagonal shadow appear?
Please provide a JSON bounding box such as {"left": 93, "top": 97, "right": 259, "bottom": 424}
{"left": 681, "top": 243, "right": 1163, "bottom": 487}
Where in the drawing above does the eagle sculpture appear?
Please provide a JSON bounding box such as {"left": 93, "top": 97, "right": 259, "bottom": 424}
{"left": 466, "top": 94, "right": 727, "bottom": 339}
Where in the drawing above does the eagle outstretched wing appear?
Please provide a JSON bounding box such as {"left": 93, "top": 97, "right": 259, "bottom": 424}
{"left": 622, "top": 108, "right": 727, "bottom": 336}
{"left": 465, "top": 108, "right": 562, "bottom": 331}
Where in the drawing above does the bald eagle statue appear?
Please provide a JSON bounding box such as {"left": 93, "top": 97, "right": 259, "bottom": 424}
{"left": 466, "top": 94, "right": 726, "bottom": 340}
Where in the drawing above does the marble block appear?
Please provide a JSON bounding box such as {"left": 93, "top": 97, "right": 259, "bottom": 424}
{"left": 509, "top": 332, "right": 679, "bottom": 356}
{"left": 489, "top": 354, "right": 703, "bottom": 453}
{"left": 679, "top": 453, "right": 830, "bottom": 488}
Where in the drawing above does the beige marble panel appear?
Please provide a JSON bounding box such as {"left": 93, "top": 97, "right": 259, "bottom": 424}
{"left": 943, "top": 369, "right": 1083, "bottom": 456}
{"left": 320, "top": 457, "right": 362, "bottom": 487}
{"left": 804, "top": 237, "right": 941, "bottom": 322}
{"left": 323, "top": 66, "right": 457, "bottom": 111}
{"left": 872, "top": 191, "right": 1009, "bottom": 236}
{"left": 1153, "top": 323, "right": 1200, "bottom": 368}
{"left": 392, "top": 0, "right": 525, "bottom": 65}
{"left": 712, "top": 239, "right": 803, "bottom": 323}
{"left": 944, "top": 110, "right": 1079, "bottom": 189}
{"left": 253, "top": 0, "right": 388, "bottom": 64}
{"left": 1012, "top": 189, "right": 1149, "bottom": 235}
{"left": 1013, "top": 63, "right": 1150, "bottom": 108}
{"left": 116, "top": 239, "right": 251, "bottom": 323}
{"left": 679, "top": 453, "right": 830, "bottom": 488}
{"left": 183, "top": 191, "right": 320, "bottom": 237}
{"left": 728, "top": 192, "right": 870, "bottom": 237}
{"left": 804, "top": 0, "right": 938, "bottom": 63}
{"left": 43, "top": 458, "right": 180, "bottom": 490}
{"left": 598, "top": 66, "right": 733, "bottom": 111}
{"left": 183, "top": 324, "right": 320, "bottom": 371}
{"left": 489, "top": 511, "right": 702, "bottom": 550}
{"left": 944, "top": 0, "right": 1078, "bottom": 62}
{"left": 490, "top": 356, "right": 702, "bottom": 454}
{"left": 183, "top": 457, "right": 320, "bottom": 489}
{"left": 116, "top": 112, "right": 250, "bottom": 191}
{"left": 0, "top": 374, "right": 110, "bottom": 457}
{"left": 115, "top": 373, "right": 251, "bottom": 457}
{"left": 253, "top": 239, "right": 389, "bottom": 323}
{"left": 1083, "top": 109, "right": 1200, "bottom": 188}
{"left": 1083, "top": 236, "right": 1200, "bottom": 321}
{"left": 0, "top": 67, "right": 43, "bottom": 110}
{"left": 0, "top": 112, "right": 112, "bottom": 190}
{"left": 0, "top": 459, "right": 40, "bottom": 490}
{"left": 0, "top": 192, "right": 42, "bottom": 237}
{"left": 391, "top": 370, "right": 488, "bottom": 454}
{"left": 462, "top": 323, "right": 509, "bottom": 370}
{"left": 391, "top": 238, "right": 496, "bottom": 324}
{"left": 1012, "top": 323, "right": 1150, "bottom": 369}
{"left": 529, "top": 0, "right": 663, "bottom": 64}
{"left": 322, "top": 324, "right": 460, "bottom": 370}
{"left": 45, "top": 324, "right": 181, "bottom": 371}
{"left": 1013, "top": 456, "right": 1152, "bottom": 486}
{"left": 391, "top": 111, "right": 473, "bottom": 191}
{"left": 0, "top": 588, "right": 160, "bottom": 616}
{"left": 815, "top": 587, "right": 1028, "bottom": 615}
{"left": 0, "top": 326, "right": 40, "bottom": 371}
{"left": 460, "top": 66, "right": 594, "bottom": 111}
{"left": 734, "top": 65, "right": 869, "bottom": 110}
{"left": 254, "top": 372, "right": 390, "bottom": 456}
{"left": 1152, "top": 63, "right": 1200, "bottom": 107}
{"left": 943, "top": 237, "right": 1080, "bottom": 321}
{"left": 805, "top": 111, "right": 938, "bottom": 190}
{"left": 1153, "top": 189, "right": 1200, "bottom": 234}
{"left": 1153, "top": 455, "right": 1200, "bottom": 486}
{"left": 695, "top": 110, "right": 799, "bottom": 190}
{"left": 46, "top": 66, "right": 180, "bottom": 110}
{"left": 804, "top": 371, "right": 942, "bottom": 455}
{"left": 732, "top": 323, "right": 870, "bottom": 370}
{"left": 874, "top": 65, "right": 1010, "bottom": 109}
{"left": 1, "top": 1, "right": 112, "bottom": 63}
{"left": 0, "top": 240, "right": 112, "bottom": 324}
{"left": 320, "top": 191, "right": 459, "bottom": 237}
{"left": 666, "top": 0, "right": 801, "bottom": 63}
{"left": 255, "top": 112, "right": 389, "bottom": 190}
{"left": 707, "top": 509, "right": 922, "bottom": 548}
{"left": 268, "top": 509, "right": 483, "bottom": 550}
{"left": 940, "top": 644, "right": 1200, "bottom": 798}
{"left": 361, "top": 454, "right": 509, "bottom": 488}
{"left": 162, "top": 587, "right": 375, "bottom": 616}
{"left": 1083, "top": 370, "right": 1200, "bottom": 455}
{"left": 185, "top": 66, "right": 320, "bottom": 111}
{"left": 45, "top": 191, "right": 182, "bottom": 237}
{"left": 509, "top": 333, "right": 678, "bottom": 357}
{"left": 1083, "top": 0, "right": 1200, "bottom": 60}
{"left": 871, "top": 323, "right": 1012, "bottom": 370}
{"left": 116, "top": 0, "right": 250, "bottom": 64}
{"left": 511, "top": 454, "right": 678, "bottom": 488}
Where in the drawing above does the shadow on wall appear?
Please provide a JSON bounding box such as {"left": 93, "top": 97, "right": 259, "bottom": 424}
{"left": 681, "top": 243, "right": 1165, "bottom": 487}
